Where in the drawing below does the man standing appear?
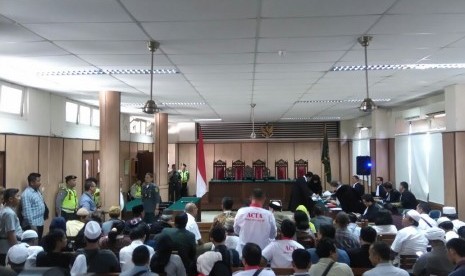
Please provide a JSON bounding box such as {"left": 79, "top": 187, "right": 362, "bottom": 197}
{"left": 141, "top": 173, "right": 160, "bottom": 224}
{"left": 179, "top": 163, "right": 189, "bottom": 197}
{"left": 399, "top": 181, "right": 417, "bottom": 210}
{"left": 329, "top": 180, "right": 364, "bottom": 214}
{"left": 374, "top": 177, "right": 387, "bottom": 198}
{"left": 352, "top": 175, "right": 364, "bottom": 197}
{"left": 168, "top": 164, "right": 181, "bottom": 202}
{"left": 234, "top": 188, "right": 277, "bottom": 253}
{"left": 78, "top": 178, "right": 97, "bottom": 213}
{"left": 0, "top": 188, "right": 23, "bottom": 266}
{"left": 185, "top": 203, "right": 203, "bottom": 245}
{"left": 55, "top": 175, "right": 78, "bottom": 221}
{"left": 21, "top": 173, "right": 46, "bottom": 239}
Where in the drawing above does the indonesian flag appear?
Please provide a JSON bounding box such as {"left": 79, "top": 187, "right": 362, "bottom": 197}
{"left": 196, "top": 126, "right": 207, "bottom": 197}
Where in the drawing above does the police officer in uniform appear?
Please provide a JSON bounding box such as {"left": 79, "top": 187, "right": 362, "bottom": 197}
{"left": 55, "top": 175, "right": 78, "bottom": 221}
{"left": 142, "top": 172, "right": 161, "bottom": 224}
{"left": 168, "top": 164, "right": 181, "bottom": 202}
{"left": 130, "top": 178, "right": 142, "bottom": 200}
{"left": 179, "top": 163, "right": 190, "bottom": 197}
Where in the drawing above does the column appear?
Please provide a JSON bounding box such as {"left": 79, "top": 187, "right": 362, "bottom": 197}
{"left": 154, "top": 113, "right": 168, "bottom": 201}
{"left": 99, "top": 91, "right": 120, "bottom": 211}
{"left": 368, "top": 109, "right": 392, "bottom": 191}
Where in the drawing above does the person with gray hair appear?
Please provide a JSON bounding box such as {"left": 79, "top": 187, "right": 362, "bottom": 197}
{"left": 184, "top": 202, "right": 203, "bottom": 245}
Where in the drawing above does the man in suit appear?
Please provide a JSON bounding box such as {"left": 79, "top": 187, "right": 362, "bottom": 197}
{"left": 399, "top": 181, "right": 418, "bottom": 210}
{"left": 352, "top": 175, "right": 364, "bottom": 197}
{"left": 361, "top": 194, "right": 380, "bottom": 222}
{"left": 373, "top": 176, "right": 387, "bottom": 198}
{"left": 289, "top": 177, "right": 314, "bottom": 213}
{"left": 329, "top": 180, "right": 364, "bottom": 214}
{"left": 347, "top": 226, "right": 377, "bottom": 268}
{"left": 383, "top": 182, "right": 401, "bottom": 203}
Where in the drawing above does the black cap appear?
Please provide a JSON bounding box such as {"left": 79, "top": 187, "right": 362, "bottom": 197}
{"left": 65, "top": 175, "right": 77, "bottom": 182}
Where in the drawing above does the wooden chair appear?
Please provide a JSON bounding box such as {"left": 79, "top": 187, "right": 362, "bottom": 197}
{"left": 294, "top": 159, "right": 308, "bottom": 179}
{"left": 198, "top": 221, "right": 213, "bottom": 242}
{"left": 252, "top": 159, "right": 266, "bottom": 180}
{"left": 232, "top": 160, "right": 245, "bottom": 180}
{"left": 400, "top": 254, "right": 418, "bottom": 270}
{"left": 377, "top": 233, "right": 396, "bottom": 246}
{"left": 272, "top": 267, "right": 295, "bottom": 275}
{"left": 275, "top": 159, "right": 288, "bottom": 180}
{"left": 213, "top": 160, "right": 227, "bottom": 180}
{"left": 352, "top": 267, "right": 371, "bottom": 276}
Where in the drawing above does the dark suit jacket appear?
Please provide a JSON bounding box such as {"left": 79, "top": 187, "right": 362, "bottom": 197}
{"left": 347, "top": 244, "right": 373, "bottom": 268}
{"left": 401, "top": 190, "right": 418, "bottom": 210}
{"left": 335, "top": 185, "right": 364, "bottom": 213}
{"left": 385, "top": 189, "right": 401, "bottom": 203}
{"left": 372, "top": 184, "right": 387, "bottom": 198}
{"left": 161, "top": 227, "right": 196, "bottom": 270}
{"left": 289, "top": 177, "right": 314, "bottom": 213}
{"left": 308, "top": 180, "right": 323, "bottom": 196}
{"left": 353, "top": 182, "right": 365, "bottom": 197}
{"left": 362, "top": 204, "right": 380, "bottom": 222}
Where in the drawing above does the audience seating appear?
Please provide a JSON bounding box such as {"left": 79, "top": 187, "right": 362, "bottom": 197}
{"left": 377, "top": 233, "right": 396, "bottom": 246}
{"left": 400, "top": 254, "right": 418, "bottom": 271}
{"left": 198, "top": 221, "right": 213, "bottom": 242}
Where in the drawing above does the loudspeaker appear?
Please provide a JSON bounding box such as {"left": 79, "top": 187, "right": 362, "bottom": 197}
{"left": 356, "top": 156, "right": 372, "bottom": 175}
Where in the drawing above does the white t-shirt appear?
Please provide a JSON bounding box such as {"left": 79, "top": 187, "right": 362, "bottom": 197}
{"left": 391, "top": 226, "right": 428, "bottom": 255}
{"left": 372, "top": 225, "right": 398, "bottom": 235}
{"left": 225, "top": 235, "right": 240, "bottom": 251}
{"left": 418, "top": 214, "right": 437, "bottom": 231}
{"left": 186, "top": 213, "right": 202, "bottom": 243}
{"left": 446, "top": 231, "right": 459, "bottom": 242}
{"left": 233, "top": 268, "right": 276, "bottom": 276}
{"left": 119, "top": 240, "right": 155, "bottom": 272}
{"left": 262, "top": 239, "right": 304, "bottom": 268}
{"left": 234, "top": 206, "right": 277, "bottom": 253}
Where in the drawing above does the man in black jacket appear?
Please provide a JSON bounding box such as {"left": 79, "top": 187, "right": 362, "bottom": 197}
{"left": 329, "top": 180, "right": 364, "bottom": 214}
{"left": 361, "top": 194, "right": 379, "bottom": 222}
{"left": 399, "top": 181, "right": 417, "bottom": 210}
{"left": 347, "top": 226, "right": 377, "bottom": 268}
{"left": 352, "top": 175, "right": 365, "bottom": 197}
{"left": 383, "top": 182, "right": 401, "bottom": 203}
{"left": 373, "top": 176, "right": 387, "bottom": 198}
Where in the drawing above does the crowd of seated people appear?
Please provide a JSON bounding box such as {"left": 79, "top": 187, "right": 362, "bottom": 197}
{"left": 3, "top": 184, "right": 465, "bottom": 276}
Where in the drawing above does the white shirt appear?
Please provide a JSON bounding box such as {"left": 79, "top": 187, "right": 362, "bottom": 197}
{"left": 418, "top": 214, "right": 437, "bottom": 231}
{"left": 233, "top": 268, "right": 276, "bottom": 276}
{"left": 225, "top": 235, "right": 240, "bottom": 251}
{"left": 6, "top": 243, "right": 43, "bottom": 268}
{"left": 119, "top": 240, "right": 155, "bottom": 272}
{"left": 234, "top": 205, "right": 277, "bottom": 253}
{"left": 363, "top": 263, "right": 409, "bottom": 276}
{"left": 186, "top": 213, "right": 201, "bottom": 243}
{"left": 375, "top": 185, "right": 382, "bottom": 197}
{"left": 391, "top": 226, "right": 428, "bottom": 255}
{"left": 445, "top": 231, "right": 459, "bottom": 242}
{"left": 372, "top": 225, "right": 398, "bottom": 235}
{"left": 262, "top": 239, "right": 304, "bottom": 268}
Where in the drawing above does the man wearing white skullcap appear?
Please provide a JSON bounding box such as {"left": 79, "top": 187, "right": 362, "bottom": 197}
{"left": 391, "top": 210, "right": 428, "bottom": 263}
{"left": 6, "top": 243, "right": 28, "bottom": 273}
{"left": 413, "top": 227, "right": 454, "bottom": 276}
{"left": 443, "top": 206, "right": 465, "bottom": 232}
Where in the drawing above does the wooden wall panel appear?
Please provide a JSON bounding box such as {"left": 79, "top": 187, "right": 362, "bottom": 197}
{"left": 178, "top": 144, "right": 196, "bottom": 196}
{"left": 388, "top": 138, "right": 396, "bottom": 183}
{"left": 130, "top": 142, "right": 138, "bottom": 159}
{"left": 0, "top": 134, "right": 5, "bottom": 151}
{"left": 215, "top": 143, "right": 241, "bottom": 164}
{"left": 63, "top": 139, "right": 83, "bottom": 195}
{"left": 442, "top": 133, "right": 457, "bottom": 208}
{"left": 307, "top": 142, "right": 323, "bottom": 177}
{"left": 204, "top": 144, "right": 215, "bottom": 183}
{"left": 168, "top": 144, "right": 177, "bottom": 167}
{"left": 241, "top": 143, "right": 267, "bottom": 167}
{"left": 339, "top": 141, "right": 350, "bottom": 184}
{"left": 375, "top": 139, "right": 389, "bottom": 188}
{"left": 83, "top": 140, "right": 97, "bottom": 151}
{"left": 329, "top": 141, "right": 340, "bottom": 188}
{"left": 39, "top": 137, "right": 63, "bottom": 230}
{"left": 6, "top": 135, "right": 39, "bottom": 190}
{"left": 120, "top": 141, "right": 130, "bottom": 192}
{"left": 455, "top": 133, "right": 465, "bottom": 220}
{"left": 267, "top": 143, "right": 294, "bottom": 179}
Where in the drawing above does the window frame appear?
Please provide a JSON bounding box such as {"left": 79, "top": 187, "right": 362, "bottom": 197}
{"left": 65, "top": 100, "right": 99, "bottom": 127}
{"left": 0, "top": 81, "right": 26, "bottom": 116}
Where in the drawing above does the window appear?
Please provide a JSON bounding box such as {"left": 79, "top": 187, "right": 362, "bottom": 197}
{"left": 0, "top": 84, "right": 24, "bottom": 115}
{"left": 65, "top": 100, "right": 99, "bottom": 126}
{"left": 130, "top": 116, "right": 153, "bottom": 136}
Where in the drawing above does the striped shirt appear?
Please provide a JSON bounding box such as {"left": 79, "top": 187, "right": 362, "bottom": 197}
{"left": 21, "top": 186, "right": 45, "bottom": 227}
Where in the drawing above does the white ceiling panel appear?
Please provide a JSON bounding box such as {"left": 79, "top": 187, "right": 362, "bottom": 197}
{"left": 122, "top": 0, "right": 259, "bottom": 21}
{"left": 0, "top": 41, "right": 68, "bottom": 56}
{"left": 371, "top": 14, "right": 465, "bottom": 35}
{"left": 0, "top": 20, "right": 43, "bottom": 42}
{"left": 445, "top": 37, "right": 465, "bottom": 48}
{"left": 260, "top": 16, "right": 380, "bottom": 38}
{"left": 262, "top": 0, "right": 395, "bottom": 17}
{"left": 258, "top": 37, "right": 356, "bottom": 52}
{"left": 339, "top": 48, "right": 438, "bottom": 64}
{"left": 24, "top": 23, "right": 147, "bottom": 41}
{"left": 0, "top": 0, "right": 131, "bottom": 23}
{"left": 366, "top": 34, "right": 465, "bottom": 50}
{"left": 168, "top": 53, "right": 254, "bottom": 65}
{"left": 1, "top": 55, "right": 92, "bottom": 71}
{"left": 78, "top": 54, "right": 172, "bottom": 67}
{"left": 186, "top": 72, "right": 252, "bottom": 81}
{"left": 257, "top": 51, "right": 346, "bottom": 64}
{"left": 143, "top": 20, "right": 256, "bottom": 40}
{"left": 255, "top": 72, "right": 324, "bottom": 80}
{"left": 161, "top": 39, "right": 255, "bottom": 54}
{"left": 255, "top": 63, "right": 332, "bottom": 72}
{"left": 54, "top": 41, "right": 150, "bottom": 55}
{"left": 389, "top": 0, "right": 465, "bottom": 14}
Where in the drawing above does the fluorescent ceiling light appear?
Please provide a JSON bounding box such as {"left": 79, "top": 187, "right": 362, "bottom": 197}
{"left": 281, "top": 116, "right": 341, "bottom": 120}
{"left": 295, "top": 99, "right": 390, "bottom": 104}
{"left": 162, "top": 102, "right": 205, "bottom": 106}
{"left": 331, "top": 63, "right": 465, "bottom": 72}
{"left": 193, "top": 118, "right": 222, "bottom": 122}
{"left": 38, "top": 68, "right": 179, "bottom": 76}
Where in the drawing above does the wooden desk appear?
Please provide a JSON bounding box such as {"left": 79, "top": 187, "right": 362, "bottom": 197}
{"left": 204, "top": 180, "right": 295, "bottom": 210}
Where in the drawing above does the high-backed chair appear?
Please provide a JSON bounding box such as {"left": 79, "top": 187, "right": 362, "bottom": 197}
{"left": 294, "top": 159, "right": 308, "bottom": 179}
{"left": 232, "top": 160, "right": 245, "bottom": 180}
{"left": 275, "top": 159, "right": 288, "bottom": 180}
{"left": 213, "top": 160, "right": 226, "bottom": 180}
{"left": 252, "top": 159, "right": 266, "bottom": 180}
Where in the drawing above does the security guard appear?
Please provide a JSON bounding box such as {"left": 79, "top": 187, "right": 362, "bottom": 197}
{"left": 130, "top": 179, "right": 142, "bottom": 200}
{"left": 55, "top": 175, "right": 78, "bottom": 221}
{"left": 141, "top": 172, "right": 161, "bottom": 224}
{"left": 179, "top": 163, "right": 190, "bottom": 197}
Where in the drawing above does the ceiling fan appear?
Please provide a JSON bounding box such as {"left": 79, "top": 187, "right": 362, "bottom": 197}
{"left": 358, "top": 35, "right": 377, "bottom": 112}
{"left": 142, "top": 40, "right": 161, "bottom": 114}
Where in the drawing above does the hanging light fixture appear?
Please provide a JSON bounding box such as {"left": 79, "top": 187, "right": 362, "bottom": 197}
{"left": 358, "top": 35, "right": 377, "bottom": 112}
{"left": 250, "top": 103, "right": 256, "bottom": 139}
{"left": 143, "top": 40, "right": 161, "bottom": 114}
